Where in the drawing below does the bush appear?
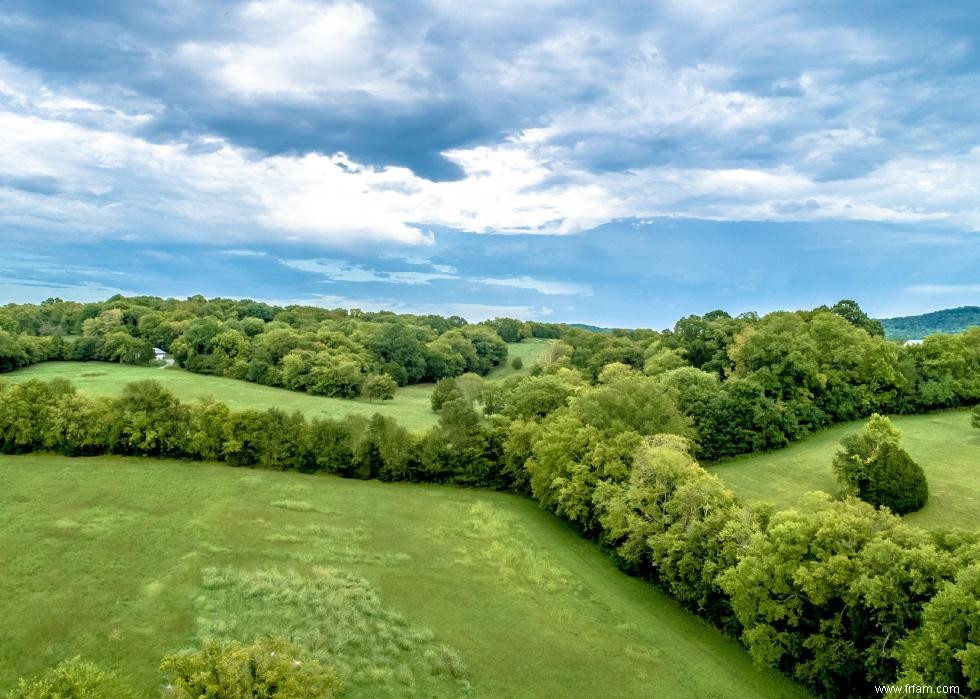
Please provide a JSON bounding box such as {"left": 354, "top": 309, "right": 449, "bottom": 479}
{"left": 511, "top": 356, "right": 523, "bottom": 370}
{"left": 160, "top": 636, "right": 342, "bottom": 699}
{"left": 832, "top": 413, "right": 928, "bottom": 514}
{"left": 362, "top": 373, "right": 397, "bottom": 402}
{"left": 972, "top": 404, "right": 980, "bottom": 429}
{"left": 9, "top": 657, "right": 135, "bottom": 699}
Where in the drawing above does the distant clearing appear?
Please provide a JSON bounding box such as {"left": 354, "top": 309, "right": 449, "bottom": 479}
{"left": 0, "top": 455, "right": 805, "bottom": 698}
{"left": 0, "top": 340, "right": 552, "bottom": 433}
{"left": 708, "top": 410, "right": 979, "bottom": 531}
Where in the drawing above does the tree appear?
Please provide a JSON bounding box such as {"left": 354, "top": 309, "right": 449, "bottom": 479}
{"left": 362, "top": 373, "right": 397, "bottom": 402}
{"left": 571, "top": 375, "right": 690, "bottom": 438}
{"left": 430, "top": 377, "right": 463, "bottom": 411}
{"left": 829, "top": 299, "right": 885, "bottom": 337}
{"left": 502, "top": 375, "right": 575, "bottom": 420}
{"left": 833, "top": 413, "right": 928, "bottom": 514}
{"left": 160, "top": 636, "right": 342, "bottom": 699}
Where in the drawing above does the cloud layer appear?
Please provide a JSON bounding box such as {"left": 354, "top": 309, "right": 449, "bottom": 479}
{"left": 0, "top": 1, "right": 978, "bottom": 322}
{"left": 2, "top": 0, "right": 980, "bottom": 249}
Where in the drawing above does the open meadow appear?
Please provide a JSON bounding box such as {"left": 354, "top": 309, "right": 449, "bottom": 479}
{"left": 707, "top": 410, "right": 980, "bottom": 531}
{"left": 0, "top": 454, "right": 805, "bottom": 698}
{"left": 1, "top": 340, "right": 552, "bottom": 433}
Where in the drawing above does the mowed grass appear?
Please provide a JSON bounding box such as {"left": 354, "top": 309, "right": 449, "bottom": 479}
{"left": 0, "top": 341, "right": 552, "bottom": 433}
{"left": 707, "top": 410, "right": 979, "bottom": 531}
{"left": 0, "top": 455, "right": 806, "bottom": 698}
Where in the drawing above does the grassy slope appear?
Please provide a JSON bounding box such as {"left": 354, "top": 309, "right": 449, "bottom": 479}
{"left": 707, "top": 410, "right": 979, "bottom": 531}
{"left": 0, "top": 340, "right": 553, "bottom": 433}
{"left": 0, "top": 455, "right": 805, "bottom": 699}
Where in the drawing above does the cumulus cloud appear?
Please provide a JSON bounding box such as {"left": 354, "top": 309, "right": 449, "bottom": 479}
{"left": 178, "top": 1, "right": 424, "bottom": 101}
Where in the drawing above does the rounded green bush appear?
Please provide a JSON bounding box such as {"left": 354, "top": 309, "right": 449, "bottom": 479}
{"left": 832, "top": 414, "right": 928, "bottom": 514}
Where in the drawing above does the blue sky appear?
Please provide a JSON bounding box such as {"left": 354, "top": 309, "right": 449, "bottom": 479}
{"left": 1, "top": 1, "right": 978, "bottom": 327}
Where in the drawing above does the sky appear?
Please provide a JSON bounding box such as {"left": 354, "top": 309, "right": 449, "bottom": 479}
{"left": 1, "top": 1, "right": 978, "bottom": 328}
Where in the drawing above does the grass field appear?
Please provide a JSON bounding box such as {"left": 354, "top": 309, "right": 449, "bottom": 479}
{"left": 0, "top": 455, "right": 805, "bottom": 698}
{"left": 0, "top": 340, "right": 552, "bottom": 433}
{"left": 707, "top": 410, "right": 979, "bottom": 531}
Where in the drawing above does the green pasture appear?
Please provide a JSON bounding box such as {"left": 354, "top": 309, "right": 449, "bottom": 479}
{"left": 0, "top": 340, "right": 551, "bottom": 433}
{"left": 483, "top": 338, "right": 552, "bottom": 381}
{"left": 708, "top": 410, "right": 979, "bottom": 531}
{"left": 0, "top": 455, "right": 805, "bottom": 698}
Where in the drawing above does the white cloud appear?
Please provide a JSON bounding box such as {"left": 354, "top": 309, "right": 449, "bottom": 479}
{"left": 474, "top": 276, "right": 593, "bottom": 296}
{"left": 268, "top": 294, "right": 553, "bottom": 321}
{"left": 178, "top": 1, "right": 425, "bottom": 100}
{"left": 279, "top": 258, "right": 458, "bottom": 284}
{"left": 213, "top": 249, "right": 268, "bottom": 257}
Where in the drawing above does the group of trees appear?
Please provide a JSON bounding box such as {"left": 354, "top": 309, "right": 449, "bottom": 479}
{"left": 3, "top": 296, "right": 978, "bottom": 462}
{"left": 549, "top": 303, "right": 979, "bottom": 460}
{"left": 0, "top": 296, "right": 517, "bottom": 400}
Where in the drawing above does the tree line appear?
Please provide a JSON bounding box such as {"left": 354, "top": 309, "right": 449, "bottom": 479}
{"left": 0, "top": 296, "right": 519, "bottom": 397}
{"left": 2, "top": 296, "right": 978, "bottom": 463}
{"left": 1, "top": 364, "right": 978, "bottom": 695}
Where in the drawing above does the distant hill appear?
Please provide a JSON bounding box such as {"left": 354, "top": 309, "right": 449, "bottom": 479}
{"left": 566, "top": 323, "right": 614, "bottom": 333}
{"left": 879, "top": 306, "right": 980, "bottom": 341}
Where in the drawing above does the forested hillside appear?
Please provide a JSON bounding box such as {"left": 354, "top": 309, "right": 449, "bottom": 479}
{"left": 880, "top": 305, "right": 980, "bottom": 340}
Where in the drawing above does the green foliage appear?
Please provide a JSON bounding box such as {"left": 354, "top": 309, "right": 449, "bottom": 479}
{"left": 826, "top": 299, "right": 885, "bottom": 337}
{"left": 510, "top": 355, "right": 523, "bottom": 370}
{"left": 362, "top": 373, "right": 397, "bottom": 402}
{"left": 8, "top": 657, "right": 135, "bottom": 699}
{"left": 832, "top": 414, "right": 928, "bottom": 514}
{"left": 719, "top": 493, "right": 961, "bottom": 695}
{"left": 526, "top": 412, "right": 642, "bottom": 532}
{"left": 897, "top": 560, "right": 980, "bottom": 693}
{"left": 571, "top": 375, "right": 690, "bottom": 437}
{"left": 500, "top": 374, "right": 575, "bottom": 420}
{"left": 430, "top": 377, "right": 463, "bottom": 411}
{"left": 596, "top": 436, "right": 744, "bottom": 626}
{"left": 0, "top": 296, "right": 514, "bottom": 399}
{"left": 160, "top": 636, "right": 342, "bottom": 699}
{"left": 972, "top": 404, "right": 980, "bottom": 429}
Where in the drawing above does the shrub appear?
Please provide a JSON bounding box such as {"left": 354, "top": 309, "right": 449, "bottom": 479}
{"left": 832, "top": 413, "right": 928, "bottom": 514}
{"left": 511, "top": 356, "right": 523, "bottom": 370}
{"left": 972, "top": 404, "right": 980, "bottom": 429}
{"left": 362, "top": 373, "right": 397, "bottom": 402}
{"left": 9, "top": 657, "right": 135, "bottom": 699}
{"left": 160, "top": 636, "right": 342, "bottom": 699}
